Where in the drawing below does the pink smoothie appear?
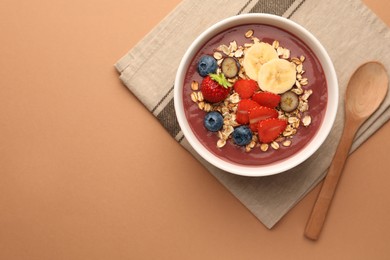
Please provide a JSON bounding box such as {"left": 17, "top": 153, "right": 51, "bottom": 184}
{"left": 182, "top": 24, "right": 328, "bottom": 166}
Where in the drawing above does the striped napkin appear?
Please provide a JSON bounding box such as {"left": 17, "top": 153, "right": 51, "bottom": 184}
{"left": 115, "top": 0, "right": 390, "bottom": 228}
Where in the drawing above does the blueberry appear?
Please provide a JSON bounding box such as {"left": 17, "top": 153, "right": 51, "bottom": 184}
{"left": 232, "top": 126, "right": 253, "bottom": 146}
{"left": 197, "top": 55, "right": 217, "bottom": 77}
{"left": 204, "top": 111, "right": 223, "bottom": 132}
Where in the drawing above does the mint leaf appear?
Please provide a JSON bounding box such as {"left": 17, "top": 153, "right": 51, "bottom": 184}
{"left": 209, "top": 73, "right": 232, "bottom": 88}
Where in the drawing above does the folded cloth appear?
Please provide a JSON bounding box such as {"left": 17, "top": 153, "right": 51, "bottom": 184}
{"left": 115, "top": 0, "right": 390, "bottom": 228}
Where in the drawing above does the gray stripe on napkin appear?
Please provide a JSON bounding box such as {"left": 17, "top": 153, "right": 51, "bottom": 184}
{"left": 238, "top": 0, "right": 255, "bottom": 15}
{"left": 154, "top": 86, "right": 180, "bottom": 139}
{"left": 156, "top": 98, "right": 181, "bottom": 139}
{"left": 250, "top": 0, "right": 295, "bottom": 15}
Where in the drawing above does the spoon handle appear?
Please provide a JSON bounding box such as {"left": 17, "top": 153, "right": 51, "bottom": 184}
{"left": 304, "top": 116, "right": 360, "bottom": 240}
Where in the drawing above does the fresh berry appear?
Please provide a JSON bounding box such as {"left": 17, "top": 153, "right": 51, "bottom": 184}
{"left": 233, "top": 79, "right": 258, "bottom": 99}
{"left": 221, "top": 57, "right": 240, "bottom": 78}
{"left": 236, "top": 99, "right": 261, "bottom": 124}
{"left": 232, "top": 126, "right": 253, "bottom": 146}
{"left": 252, "top": 91, "right": 281, "bottom": 108}
{"left": 204, "top": 111, "right": 224, "bottom": 132}
{"left": 258, "top": 118, "right": 287, "bottom": 143}
{"left": 201, "top": 73, "right": 232, "bottom": 103}
{"left": 280, "top": 91, "right": 299, "bottom": 112}
{"left": 197, "top": 55, "right": 218, "bottom": 77}
{"left": 248, "top": 106, "right": 278, "bottom": 132}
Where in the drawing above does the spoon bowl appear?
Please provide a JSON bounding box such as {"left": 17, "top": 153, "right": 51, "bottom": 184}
{"left": 305, "top": 61, "right": 388, "bottom": 240}
{"left": 346, "top": 62, "right": 389, "bottom": 120}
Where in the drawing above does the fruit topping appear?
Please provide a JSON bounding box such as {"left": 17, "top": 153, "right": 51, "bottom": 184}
{"left": 233, "top": 79, "right": 258, "bottom": 99}
{"left": 204, "top": 111, "right": 224, "bottom": 132}
{"left": 236, "top": 99, "right": 261, "bottom": 124}
{"left": 248, "top": 106, "right": 278, "bottom": 132}
{"left": 243, "top": 42, "right": 279, "bottom": 80}
{"left": 257, "top": 118, "right": 287, "bottom": 143}
{"left": 189, "top": 28, "right": 314, "bottom": 153}
{"left": 252, "top": 91, "right": 281, "bottom": 108}
{"left": 280, "top": 91, "right": 299, "bottom": 112}
{"left": 232, "top": 126, "right": 253, "bottom": 146}
{"left": 197, "top": 55, "right": 218, "bottom": 77}
{"left": 221, "top": 57, "right": 240, "bottom": 78}
{"left": 201, "top": 73, "right": 232, "bottom": 103}
{"left": 257, "top": 59, "right": 296, "bottom": 94}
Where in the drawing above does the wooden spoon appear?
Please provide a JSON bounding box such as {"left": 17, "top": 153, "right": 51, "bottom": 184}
{"left": 304, "top": 61, "right": 388, "bottom": 240}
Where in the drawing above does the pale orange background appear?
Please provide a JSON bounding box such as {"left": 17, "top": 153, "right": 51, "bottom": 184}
{"left": 1, "top": 0, "right": 390, "bottom": 259}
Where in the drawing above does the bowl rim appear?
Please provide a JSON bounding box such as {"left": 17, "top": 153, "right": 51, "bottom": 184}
{"left": 174, "top": 13, "right": 338, "bottom": 177}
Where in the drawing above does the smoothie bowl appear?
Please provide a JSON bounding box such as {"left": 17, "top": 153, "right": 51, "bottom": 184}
{"left": 174, "top": 14, "right": 338, "bottom": 177}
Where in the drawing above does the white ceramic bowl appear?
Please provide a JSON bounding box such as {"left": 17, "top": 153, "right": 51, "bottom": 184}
{"left": 174, "top": 14, "right": 338, "bottom": 177}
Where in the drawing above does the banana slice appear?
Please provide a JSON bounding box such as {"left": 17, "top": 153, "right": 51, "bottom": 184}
{"left": 258, "top": 59, "right": 296, "bottom": 94}
{"left": 243, "top": 42, "right": 279, "bottom": 80}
